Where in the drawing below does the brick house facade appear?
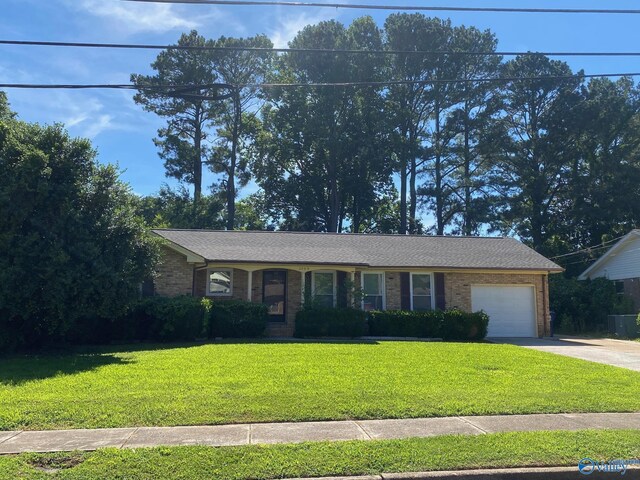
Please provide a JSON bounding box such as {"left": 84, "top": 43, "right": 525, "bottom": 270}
{"left": 152, "top": 231, "right": 559, "bottom": 338}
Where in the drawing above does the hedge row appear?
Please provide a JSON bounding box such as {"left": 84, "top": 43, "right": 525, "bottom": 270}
{"left": 294, "top": 307, "right": 489, "bottom": 341}
{"left": 294, "top": 307, "right": 367, "bottom": 338}
{"left": 369, "top": 309, "right": 489, "bottom": 341}
{"left": 70, "top": 297, "right": 268, "bottom": 345}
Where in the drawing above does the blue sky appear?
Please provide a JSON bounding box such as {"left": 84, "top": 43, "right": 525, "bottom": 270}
{"left": 2, "top": 0, "right": 640, "bottom": 198}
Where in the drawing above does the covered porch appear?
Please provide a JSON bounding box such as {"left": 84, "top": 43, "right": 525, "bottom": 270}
{"left": 193, "top": 264, "right": 361, "bottom": 336}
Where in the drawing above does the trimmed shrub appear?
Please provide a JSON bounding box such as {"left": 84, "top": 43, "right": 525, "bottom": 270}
{"left": 209, "top": 300, "right": 268, "bottom": 338}
{"left": 368, "top": 310, "right": 443, "bottom": 338}
{"left": 439, "top": 309, "right": 489, "bottom": 341}
{"left": 368, "top": 309, "right": 489, "bottom": 341}
{"left": 143, "top": 296, "right": 211, "bottom": 341}
{"left": 65, "top": 297, "right": 210, "bottom": 346}
{"left": 295, "top": 307, "right": 367, "bottom": 338}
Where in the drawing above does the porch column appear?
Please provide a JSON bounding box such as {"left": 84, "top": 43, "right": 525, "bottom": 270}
{"left": 300, "top": 271, "right": 306, "bottom": 307}
{"left": 247, "top": 270, "right": 253, "bottom": 302}
{"left": 350, "top": 271, "right": 356, "bottom": 307}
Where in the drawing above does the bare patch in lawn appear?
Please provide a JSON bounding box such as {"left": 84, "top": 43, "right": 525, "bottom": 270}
{"left": 27, "top": 452, "right": 85, "bottom": 473}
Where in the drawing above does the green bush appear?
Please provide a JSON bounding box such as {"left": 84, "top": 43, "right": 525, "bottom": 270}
{"left": 368, "top": 309, "right": 489, "bottom": 341}
{"left": 550, "top": 276, "right": 636, "bottom": 334}
{"left": 142, "top": 296, "right": 211, "bottom": 341}
{"left": 439, "top": 309, "right": 489, "bottom": 341}
{"left": 71, "top": 296, "right": 211, "bottom": 344}
{"left": 209, "top": 300, "right": 268, "bottom": 338}
{"left": 294, "top": 307, "right": 367, "bottom": 338}
{"left": 0, "top": 118, "right": 158, "bottom": 353}
{"left": 368, "top": 310, "right": 442, "bottom": 338}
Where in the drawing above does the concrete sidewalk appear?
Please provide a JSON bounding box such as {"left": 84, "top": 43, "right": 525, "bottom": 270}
{"left": 1, "top": 412, "right": 639, "bottom": 454}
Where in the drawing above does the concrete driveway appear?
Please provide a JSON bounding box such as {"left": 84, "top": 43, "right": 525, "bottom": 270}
{"left": 491, "top": 337, "right": 640, "bottom": 372}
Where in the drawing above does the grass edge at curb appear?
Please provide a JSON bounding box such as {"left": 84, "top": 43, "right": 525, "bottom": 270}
{"left": 1, "top": 429, "right": 639, "bottom": 479}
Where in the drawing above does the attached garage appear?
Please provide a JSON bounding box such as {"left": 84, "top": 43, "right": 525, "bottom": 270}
{"left": 471, "top": 285, "right": 537, "bottom": 337}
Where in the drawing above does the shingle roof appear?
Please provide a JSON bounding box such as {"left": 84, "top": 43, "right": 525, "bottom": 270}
{"left": 153, "top": 229, "right": 562, "bottom": 272}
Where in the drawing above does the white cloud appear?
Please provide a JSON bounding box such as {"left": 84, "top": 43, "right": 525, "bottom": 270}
{"left": 83, "top": 114, "right": 115, "bottom": 138}
{"left": 74, "top": 0, "right": 198, "bottom": 34}
{"left": 269, "top": 11, "right": 337, "bottom": 48}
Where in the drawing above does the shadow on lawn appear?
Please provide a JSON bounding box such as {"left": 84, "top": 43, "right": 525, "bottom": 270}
{"left": 0, "top": 353, "right": 133, "bottom": 386}
{"left": 76, "top": 338, "right": 382, "bottom": 355}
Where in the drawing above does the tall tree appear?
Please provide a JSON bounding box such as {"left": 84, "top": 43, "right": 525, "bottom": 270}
{"left": 491, "top": 55, "right": 583, "bottom": 251}
{"left": 252, "top": 17, "right": 390, "bottom": 232}
{"left": 208, "top": 35, "right": 273, "bottom": 230}
{"left": 431, "top": 26, "right": 502, "bottom": 236}
{"left": 564, "top": 77, "right": 640, "bottom": 249}
{"left": 384, "top": 14, "right": 450, "bottom": 234}
{"left": 132, "top": 31, "right": 219, "bottom": 205}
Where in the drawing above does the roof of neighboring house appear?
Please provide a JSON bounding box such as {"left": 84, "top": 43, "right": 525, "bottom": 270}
{"left": 152, "top": 229, "right": 562, "bottom": 272}
{"left": 579, "top": 229, "right": 640, "bottom": 280}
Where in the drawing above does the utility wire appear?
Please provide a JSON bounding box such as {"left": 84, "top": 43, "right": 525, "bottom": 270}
{"left": 0, "top": 83, "right": 234, "bottom": 91}
{"left": 5, "top": 39, "right": 640, "bottom": 58}
{"left": 550, "top": 234, "right": 626, "bottom": 260}
{"left": 121, "top": 0, "right": 640, "bottom": 15}
{"left": 1, "top": 71, "right": 638, "bottom": 92}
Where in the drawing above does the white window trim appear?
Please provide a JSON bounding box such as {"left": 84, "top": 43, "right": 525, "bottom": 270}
{"left": 361, "top": 271, "right": 386, "bottom": 311}
{"left": 409, "top": 272, "right": 435, "bottom": 311}
{"left": 207, "top": 268, "right": 233, "bottom": 297}
{"left": 311, "top": 270, "right": 337, "bottom": 307}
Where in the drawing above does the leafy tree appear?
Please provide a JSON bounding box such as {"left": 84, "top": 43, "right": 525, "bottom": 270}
{"left": 439, "top": 26, "right": 502, "bottom": 236}
{"left": 0, "top": 117, "right": 158, "bottom": 350}
{"left": 490, "top": 55, "right": 583, "bottom": 252}
{"left": 234, "top": 193, "right": 273, "bottom": 230}
{"left": 565, "top": 78, "right": 640, "bottom": 249}
{"left": 207, "top": 35, "right": 273, "bottom": 230}
{"left": 134, "top": 186, "right": 225, "bottom": 229}
{"left": 0, "top": 92, "right": 15, "bottom": 120}
{"left": 132, "top": 31, "right": 220, "bottom": 205}
{"left": 252, "top": 17, "right": 391, "bottom": 232}
{"left": 384, "top": 14, "right": 450, "bottom": 234}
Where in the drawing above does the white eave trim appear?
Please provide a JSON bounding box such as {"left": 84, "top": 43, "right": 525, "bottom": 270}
{"left": 578, "top": 230, "right": 640, "bottom": 280}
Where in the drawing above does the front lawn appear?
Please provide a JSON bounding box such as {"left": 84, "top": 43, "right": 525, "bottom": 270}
{"left": 1, "top": 341, "right": 639, "bottom": 430}
{"left": 1, "top": 430, "right": 639, "bottom": 479}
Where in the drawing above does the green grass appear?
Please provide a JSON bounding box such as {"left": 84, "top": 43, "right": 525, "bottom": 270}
{"left": 1, "top": 430, "right": 639, "bottom": 479}
{"left": 1, "top": 341, "right": 639, "bottom": 430}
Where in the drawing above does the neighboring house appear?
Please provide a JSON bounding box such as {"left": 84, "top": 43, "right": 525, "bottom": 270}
{"left": 152, "top": 229, "right": 562, "bottom": 338}
{"left": 579, "top": 229, "right": 640, "bottom": 311}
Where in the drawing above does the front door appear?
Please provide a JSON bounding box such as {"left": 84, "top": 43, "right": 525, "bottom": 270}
{"left": 263, "top": 270, "right": 287, "bottom": 322}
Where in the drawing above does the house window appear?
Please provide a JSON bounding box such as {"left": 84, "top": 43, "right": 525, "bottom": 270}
{"left": 312, "top": 271, "right": 336, "bottom": 307}
{"left": 362, "top": 272, "right": 384, "bottom": 311}
{"left": 411, "top": 273, "right": 433, "bottom": 311}
{"left": 207, "top": 268, "right": 233, "bottom": 296}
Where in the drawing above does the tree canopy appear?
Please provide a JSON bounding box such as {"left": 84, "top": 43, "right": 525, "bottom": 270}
{"left": 0, "top": 112, "right": 158, "bottom": 350}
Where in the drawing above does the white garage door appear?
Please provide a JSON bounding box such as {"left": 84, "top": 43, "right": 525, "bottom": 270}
{"left": 471, "top": 285, "right": 537, "bottom": 337}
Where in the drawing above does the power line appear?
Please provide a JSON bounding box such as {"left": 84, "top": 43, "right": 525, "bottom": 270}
{"left": 252, "top": 72, "right": 638, "bottom": 87}
{"left": 121, "top": 0, "right": 640, "bottom": 15}
{"left": 551, "top": 234, "right": 626, "bottom": 260}
{"left": 5, "top": 39, "right": 640, "bottom": 58}
{"left": 0, "top": 83, "right": 233, "bottom": 91}
{"left": 1, "top": 71, "right": 638, "bottom": 92}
